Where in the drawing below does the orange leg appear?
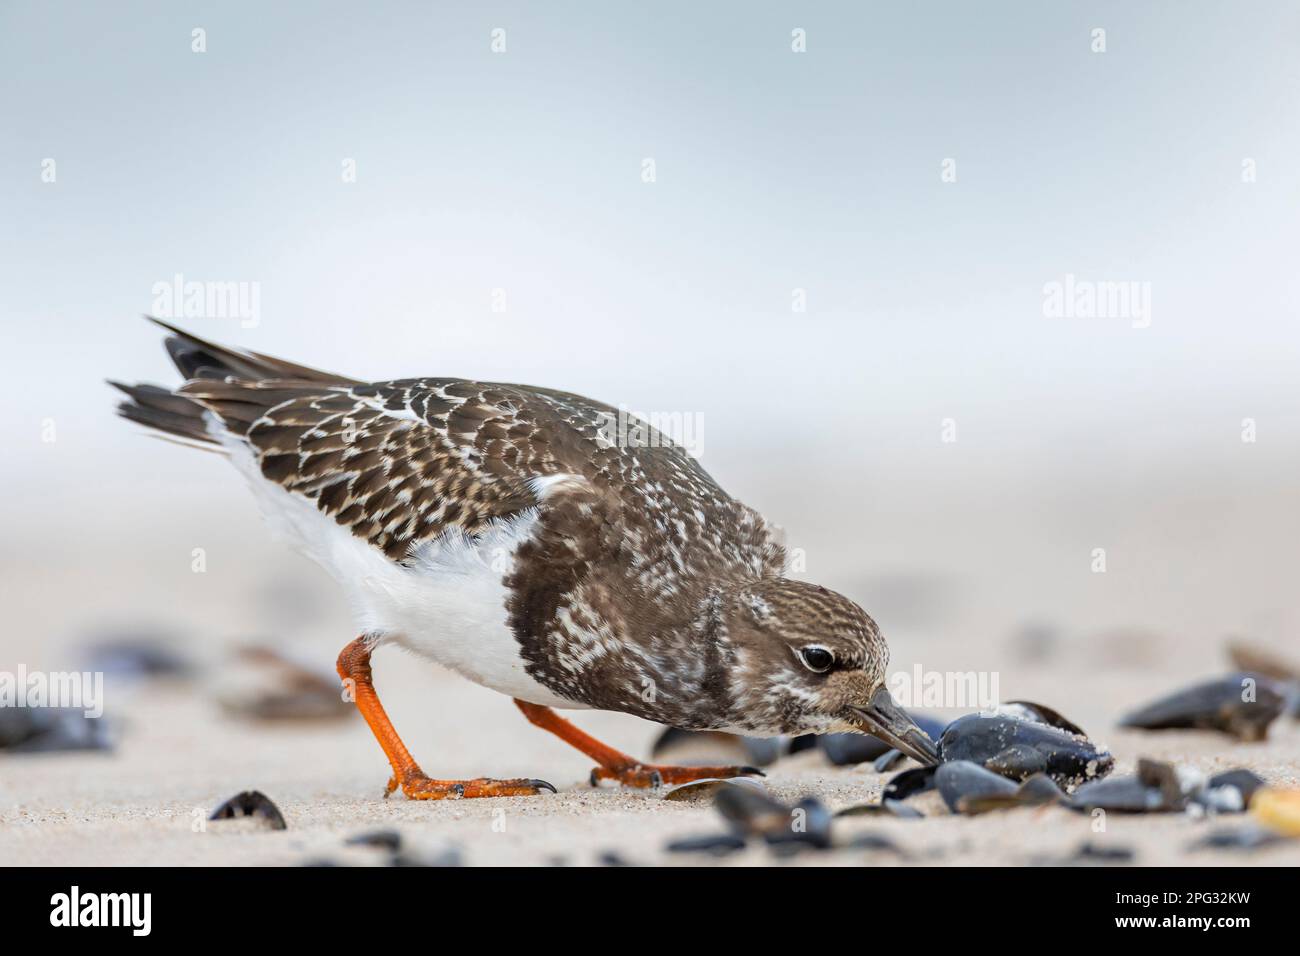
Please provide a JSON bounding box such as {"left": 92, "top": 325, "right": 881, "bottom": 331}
{"left": 337, "top": 636, "right": 554, "bottom": 800}
{"left": 514, "top": 699, "right": 764, "bottom": 788}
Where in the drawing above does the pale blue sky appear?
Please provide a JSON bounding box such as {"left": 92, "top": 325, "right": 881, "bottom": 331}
{"left": 3, "top": 1, "right": 1298, "bottom": 647}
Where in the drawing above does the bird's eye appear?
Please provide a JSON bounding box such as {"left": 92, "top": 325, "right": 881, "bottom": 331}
{"left": 799, "top": 646, "right": 834, "bottom": 673}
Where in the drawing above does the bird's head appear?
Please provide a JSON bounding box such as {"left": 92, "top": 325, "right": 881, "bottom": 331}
{"left": 720, "top": 578, "right": 939, "bottom": 765}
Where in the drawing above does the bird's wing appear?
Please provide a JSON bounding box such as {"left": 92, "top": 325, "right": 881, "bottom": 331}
{"left": 181, "top": 376, "right": 610, "bottom": 563}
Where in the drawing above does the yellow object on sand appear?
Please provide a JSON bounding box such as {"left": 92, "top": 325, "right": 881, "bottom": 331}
{"left": 1251, "top": 788, "right": 1300, "bottom": 835}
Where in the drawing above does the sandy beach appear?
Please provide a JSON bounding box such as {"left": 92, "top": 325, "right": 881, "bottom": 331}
{"left": 3, "top": 522, "right": 1297, "bottom": 867}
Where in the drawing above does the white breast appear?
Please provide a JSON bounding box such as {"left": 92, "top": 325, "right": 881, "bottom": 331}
{"left": 218, "top": 426, "right": 580, "bottom": 709}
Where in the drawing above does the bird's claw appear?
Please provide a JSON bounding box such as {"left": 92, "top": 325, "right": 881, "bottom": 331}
{"left": 590, "top": 763, "right": 765, "bottom": 789}
{"left": 383, "top": 772, "right": 555, "bottom": 800}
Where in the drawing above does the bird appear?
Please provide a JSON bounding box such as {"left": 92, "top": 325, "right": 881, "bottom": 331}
{"left": 111, "top": 318, "right": 939, "bottom": 799}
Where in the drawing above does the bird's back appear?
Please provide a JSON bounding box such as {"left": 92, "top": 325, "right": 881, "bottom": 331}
{"left": 113, "top": 321, "right": 779, "bottom": 582}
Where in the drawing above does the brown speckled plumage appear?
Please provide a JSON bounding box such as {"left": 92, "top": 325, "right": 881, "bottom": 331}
{"left": 113, "top": 320, "right": 931, "bottom": 748}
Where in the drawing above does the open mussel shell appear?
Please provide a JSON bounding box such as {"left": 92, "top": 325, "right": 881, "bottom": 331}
{"left": 1119, "top": 673, "right": 1286, "bottom": 742}
{"left": 939, "top": 712, "right": 1113, "bottom": 788}
{"left": 209, "top": 789, "right": 288, "bottom": 830}
{"left": 995, "top": 700, "right": 1087, "bottom": 737}
{"left": 661, "top": 776, "right": 767, "bottom": 802}
{"left": 935, "top": 761, "right": 1017, "bottom": 812}
{"left": 958, "top": 773, "right": 1069, "bottom": 814}
{"left": 934, "top": 761, "right": 1068, "bottom": 815}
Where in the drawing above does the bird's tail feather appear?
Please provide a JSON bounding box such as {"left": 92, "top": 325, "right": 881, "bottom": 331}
{"left": 109, "top": 379, "right": 218, "bottom": 445}
{"left": 147, "top": 316, "right": 358, "bottom": 385}
{"left": 111, "top": 316, "right": 357, "bottom": 446}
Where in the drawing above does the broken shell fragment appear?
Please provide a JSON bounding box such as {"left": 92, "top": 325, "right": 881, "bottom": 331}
{"left": 1251, "top": 788, "right": 1300, "bottom": 836}
{"left": 883, "top": 766, "right": 937, "bottom": 801}
{"left": 873, "top": 749, "right": 905, "bottom": 773}
{"left": 209, "top": 789, "right": 287, "bottom": 830}
{"left": 1119, "top": 673, "right": 1285, "bottom": 742}
{"left": 1071, "top": 775, "right": 1170, "bottom": 813}
{"left": 1206, "top": 769, "right": 1266, "bottom": 808}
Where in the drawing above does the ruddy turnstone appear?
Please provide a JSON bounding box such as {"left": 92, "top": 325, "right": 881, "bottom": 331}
{"left": 112, "top": 319, "right": 938, "bottom": 799}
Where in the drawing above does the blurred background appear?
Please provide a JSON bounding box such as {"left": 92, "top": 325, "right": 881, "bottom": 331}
{"left": 2, "top": 0, "right": 1298, "bottom": 772}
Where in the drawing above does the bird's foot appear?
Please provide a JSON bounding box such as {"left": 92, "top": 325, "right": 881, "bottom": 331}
{"left": 385, "top": 772, "right": 557, "bottom": 800}
{"left": 590, "top": 763, "right": 765, "bottom": 789}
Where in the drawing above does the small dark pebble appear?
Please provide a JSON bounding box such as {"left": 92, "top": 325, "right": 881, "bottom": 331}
{"left": 1030, "top": 841, "right": 1137, "bottom": 866}
{"left": 0, "top": 707, "right": 113, "bottom": 754}
{"left": 1191, "top": 825, "right": 1294, "bottom": 852}
{"left": 665, "top": 833, "right": 747, "bottom": 855}
{"left": 1207, "top": 769, "right": 1266, "bottom": 806}
{"left": 83, "top": 635, "right": 194, "bottom": 680}
{"left": 714, "top": 787, "right": 833, "bottom": 850}
{"left": 835, "top": 799, "right": 924, "bottom": 819}
{"left": 774, "top": 797, "right": 833, "bottom": 850}
{"left": 844, "top": 833, "right": 908, "bottom": 855}
{"left": 1072, "top": 774, "right": 1173, "bottom": 814}
{"left": 598, "top": 850, "right": 636, "bottom": 867}
{"left": 958, "top": 772, "right": 1069, "bottom": 814}
{"left": 391, "top": 848, "right": 463, "bottom": 867}
{"left": 209, "top": 790, "right": 287, "bottom": 830}
{"left": 1074, "top": 842, "right": 1136, "bottom": 863}
{"left": 345, "top": 829, "right": 402, "bottom": 851}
